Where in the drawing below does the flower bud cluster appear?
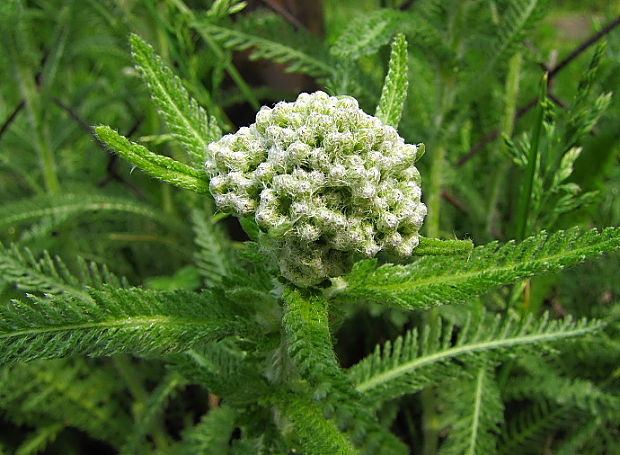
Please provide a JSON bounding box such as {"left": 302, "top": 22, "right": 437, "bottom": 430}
{"left": 205, "top": 91, "right": 427, "bottom": 286}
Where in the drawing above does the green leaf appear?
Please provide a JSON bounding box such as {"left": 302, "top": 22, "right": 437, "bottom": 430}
{"left": 489, "top": 0, "right": 549, "bottom": 70}
{"left": 0, "top": 193, "right": 183, "bottom": 232}
{"left": 331, "top": 9, "right": 403, "bottom": 60}
{"left": 349, "top": 310, "right": 604, "bottom": 403}
{"left": 0, "top": 243, "right": 126, "bottom": 302}
{"left": 182, "top": 405, "right": 237, "bottom": 455}
{"left": 439, "top": 366, "right": 503, "bottom": 455}
{"left": 375, "top": 33, "right": 409, "bottom": 128}
{"left": 275, "top": 391, "right": 359, "bottom": 455}
{"left": 0, "top": 286, "right": 252, "bottom": 365}
{"left": 121, "top": 372, "right": 184, "bottom": 454}
{"left": 192, "top": 209, "right": 233, "bottom": 285}
{"left": 0, "top": 358, "right": 131, "bottom": 448}
{"left": 95, "top": 126, "right": 211, "bottom": 193}
{"left": 197, "top": 11, "right": 333, "bottom": 79}
{"left": 130, "top": 33, "right": 221, "bottom": 163}
{"left": 283, "top": 288, "right": 408, "bottom": 455}
{"left": 331, "top": 227, "right": 620, "bottom": 310}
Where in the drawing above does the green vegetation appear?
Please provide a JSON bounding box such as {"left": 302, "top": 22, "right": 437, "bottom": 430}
{"left": 1, "top": 0, "right": 619, "bottom": 453}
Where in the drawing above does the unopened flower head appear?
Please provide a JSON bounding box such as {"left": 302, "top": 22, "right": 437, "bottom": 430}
{"left": 205, "top": 91, "right": 427, "bottom": 286}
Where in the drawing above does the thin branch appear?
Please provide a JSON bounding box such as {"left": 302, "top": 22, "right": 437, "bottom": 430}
{"left": 456, "top": 98, "right": 537, "bottom": 166}
{"left": 399, "top": 0, "right": 419, "bottom": 11}
{"left": 549, "top": 14, "right": 620, "bottom": 79}
{"left": 442, "top": 190, "right": 467, "bottom": 213}
{"left": 52, "top": 97, "right": 144, "bottom": 198}
{"left": 0, "top": 101, "right": 25, "bottom": 143}
{"left": 456, "top": 14, "right": 620, "bottom": 167}
{"left": 259, "top": 0, "right": 305, "bottom": 30}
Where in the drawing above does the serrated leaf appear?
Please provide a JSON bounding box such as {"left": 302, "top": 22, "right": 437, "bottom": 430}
{"left": 0, "top": 286, "right": 253, "bottom": 365}
{"left": 331, "top": 227, "right": 620, "bottom": 310}
{"left": 331, "top": 9, "right": 404, "bottom": 59}
{"left": 130, "top": 33, "right": 220, "bottom": 163}
{"left": 350, "top": 310, "right": 604, "bottom": 404}
{"left": 375, "top": 33, "right": 409, "bottom": 128}
{"left": 95, "top": 126, "right": 211, "bottom": 193}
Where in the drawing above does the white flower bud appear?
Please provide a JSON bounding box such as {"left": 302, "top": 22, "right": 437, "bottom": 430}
{"left": 205, "top": 91, "right": 427, "bottom": 286}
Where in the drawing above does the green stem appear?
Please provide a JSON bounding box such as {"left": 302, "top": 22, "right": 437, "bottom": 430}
{"left": 486, "top": 52, "right": 522, "bottom": 237}
{"left": 516, "top": 73, "right": 547, "bottom": 241}
{"left": 425, "top": 143, "right": 446, "bottom": 238}
{"left": 16, "top": 64, "right": 60, "bottom": 194}
{"left": 195, "top": 30, "right": 261, "bottom": 111}
{"left": 113, "top": 356, "right": 169, "bottom": 450}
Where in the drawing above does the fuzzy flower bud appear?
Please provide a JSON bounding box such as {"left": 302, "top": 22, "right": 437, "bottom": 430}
{"left": 205, "top": 91, "right": 427, "bottom": 286}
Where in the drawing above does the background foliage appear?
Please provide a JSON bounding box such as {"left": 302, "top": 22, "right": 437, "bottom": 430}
{"left": 1, "top": 0, "right": 619, "bottom": 453}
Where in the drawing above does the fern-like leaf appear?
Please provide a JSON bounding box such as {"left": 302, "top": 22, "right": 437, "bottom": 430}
{"left": 504, "top": 357, "right": 620, "bottom": 419}
{"left": 0, "top": 243, "right": 126, "bottom": 302}
{"left": 95, "top": 126, "right": 211, "bottom": 193}
{"left": 375, "top": 33, "right": 409, "bottom": 129}
{"left": 130, "top": 33, "right": 220, "bottom": 164}
{"left": 331, "top": 227, "right": 620, "bottom": 310}
{"left": 191, "top": 209, "right": 233, "bottom": 285}
{"left": 197, "top": 11, "right": 334, "bottom": 79}
{"left": 0, "top": 359, "right": 130, "bottom": 448}
{"left": 0, "top": 193, "right": 184, "bottom": 232}
{"left": 439, "top": 366, "right": 503, "bottom": 455}
{"left": 172, "top": 342, "right": 272, "bottom": 405}
{"left": 349, "top": 310, "right": 603, "bottom": 404}
{"left": 121, "top": 372, "right": 184, "bottom": 454}
{"left": 498, "top": 401, "right": 571, "bottom": 455}
{"left": 331, "top": 9, "right": 404, "bottom": 60}
{"left": 275, "top": 391, "right": 358, "bottom": 455}
{"left": 181, "top": 405, "right": 237, "bottom": 455}
{"left": 489, "top": 0, "right": 549, "bottom": 69}
{"left": 0, "top": 286, "right": 253, "bottom": 365}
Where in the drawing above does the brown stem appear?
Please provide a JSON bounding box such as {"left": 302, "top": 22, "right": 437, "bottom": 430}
{"left": 456, "top": 14, "right": 620, "bottom": 167}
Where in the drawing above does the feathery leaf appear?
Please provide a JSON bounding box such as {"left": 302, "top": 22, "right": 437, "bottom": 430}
{"left": 182, "top": 405, "right": 237, "bottom": 455}
{"left": 196, "top": 11, "right": 334, "bottom": 79}
{"left": 283, "top": 288, "right": 408, "bottom": 455}
{"left": 331, "top": 9, "right": 404, "bottom": 60}
{"left": 439, "top": 366, "right": 503, "bottom": 455}
{"left": 331, "top": 227, "right": 620, "bottom": 309}
{"left": 95, "top": 126, "right": 211, "bottom": 193}
{"left": 275, "top": 391, "right": 359, "bottom": 455}
{"left": 375, "top": 33, "right": 409, "bottom": 129}
{"left": 489, "top": 0, "right": 549, "bottom": 70}
{"left": 0, "top": 193, "right": 183, "bottom": 232}
{"left": 0, "top": 243, "right": 126, "bottom": 302}
{"left": 350, "top": 310, "right": 604, "bottom": 404}
{"left": 191, "top": 209, "right": 233, "bottom": 285}
{"left": 130, "top": 33, "right": 220, "bottom": 163}
{"left": 0, "top": 286, "right": 253, "bottom": 365}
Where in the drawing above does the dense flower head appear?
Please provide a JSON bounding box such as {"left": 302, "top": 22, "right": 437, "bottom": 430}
{"left": 205, "top": 91, "right": 427, "bottom": 286}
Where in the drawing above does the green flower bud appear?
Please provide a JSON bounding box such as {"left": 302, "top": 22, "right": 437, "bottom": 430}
{"left": 205, "top": 91, "right": 427, "bottom": 287}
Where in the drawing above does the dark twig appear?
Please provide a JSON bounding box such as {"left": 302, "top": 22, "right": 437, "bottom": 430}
{"left": 547, "top": 93, "right": 567, "bottom": 110}
{"left": 399, "top": 0, "right": 419, "bottom": 11}
{"left": 260, "top": 0, "right": 305, "bottom": 30}
{"left": 442, "top": 190, "right": 467, "bottom": 213}
{"left": 53, "top": 97, "right": 107, "bottom": 148}
{"left": 456, "top": 14, "right": 620, "bottom": 167}
{"left": 52, "top": 97, "right": 144, "bottom": 198}
{"left": 0, "top": 101, "right": 25, "bottom": 143}
{"left": 549, "top": 14, "right": 620, "bottom": 79}
{"left": 456, "top": 98, "right": 537, "bottom": 166}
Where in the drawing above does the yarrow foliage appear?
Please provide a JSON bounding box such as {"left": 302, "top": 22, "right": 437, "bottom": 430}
{"left": 205, "top": 91, "right": 427, "bottom": 286}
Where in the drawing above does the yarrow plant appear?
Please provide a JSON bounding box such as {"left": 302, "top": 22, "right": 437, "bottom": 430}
{"left": 205, "top": 91, "right": 427, "bottom": 286}
{"left": 2, "top": 2, "right": 620, "bottom": 454}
